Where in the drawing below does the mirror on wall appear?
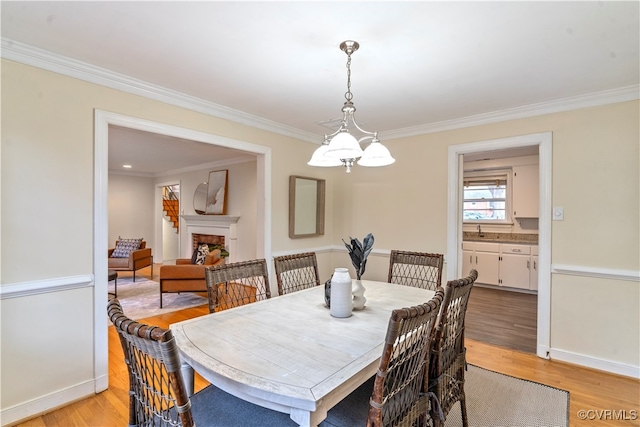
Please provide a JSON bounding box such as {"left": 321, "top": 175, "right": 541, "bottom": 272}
{"left": 289, "top": 175, "right": 325, "bottom": 238}
{"left": 193, "top": 182, "right": 208, "bottom": 214}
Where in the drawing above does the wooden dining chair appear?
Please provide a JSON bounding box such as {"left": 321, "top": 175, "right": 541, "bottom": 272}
{"left": 428, "top": 269, "right": 478, "bottom": 427}
{"left": 319, "top": 288, "right": 445, "bottom": 427}
{"left": 273, "top": 252, "right": 321, "bottom": 296}
{"left": 107, "top": 298, "right": 297, "bottom": 427}
{"left": 387, "top": 250, "right": 444, "bottom": 290}
{"left": 205, "top": 259, "right": 272, "bottom": 313}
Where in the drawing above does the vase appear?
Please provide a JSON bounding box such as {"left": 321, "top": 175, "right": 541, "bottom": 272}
{"left": 330, "top": 268, "right": 352, "bottom": 318}
{"left": 352, "top": 279, "right": 366, "bottom": 310}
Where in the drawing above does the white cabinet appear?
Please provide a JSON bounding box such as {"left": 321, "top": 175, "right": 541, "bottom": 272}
{"left": 462, "top": 242, "right": 474, "bottom": 279}
{"left": 499, "top": 244, "right": 531, "bottom": 290}
{"left": 530, "top": 245, "right": 539, "bottom": 291}
{"left": 462, "top": 242, "right": 499, "bottom": 286}
{"left": 462, "top": 242, "right": 538, "bottom": 291}
{"left": 512, "top": 165, "right": 539, "bottom": 218}
{"left": 474, "top": 242, "right": 500, "bottom": 286}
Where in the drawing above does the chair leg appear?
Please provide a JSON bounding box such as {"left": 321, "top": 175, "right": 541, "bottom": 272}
{"left": 429, "top": 392, "right": 444, "bottom": 427}
{"left": 460, "top": 392, "right": 469, "bottom": 427}
{"left": 133, "top": 270, "right": 136, "bottom": 282}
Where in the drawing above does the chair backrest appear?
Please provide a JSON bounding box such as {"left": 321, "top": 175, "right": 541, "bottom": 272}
{"left": 428, "top": 269, "right": 478, "bottom": 422}
{"left": 387, "top": 250, "right": 444, "bottom": 290}
{"left": 367, "top": 288, "right": 445, "bottom": 427}
{"left": 107, "top": 298, "right": 194, "bottom": 427}
{"left": 273, "top": 252, "right": 321, "bottom": 296}
{"left": 205, "top": 259, "right": 271, "bottom": 313}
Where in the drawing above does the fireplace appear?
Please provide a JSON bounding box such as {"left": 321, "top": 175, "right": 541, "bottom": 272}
{"left": 181, "top": 215, "right": 240, "bottom": 263}
{"left": 191, "top": 234, "right": 225, "bottom": 251}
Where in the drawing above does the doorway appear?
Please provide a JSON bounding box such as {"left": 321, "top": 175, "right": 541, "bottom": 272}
{"left": 461, "top": 147, "right": 539, "bottom": 353}
{"left": 93, "top": 109, "right": 272, "bottom": 392}
{"left": 446, "top": 132, "right": 552, "bottom": 359}
{"left": 158, "top": 182, "right": 181, "bottom": 263}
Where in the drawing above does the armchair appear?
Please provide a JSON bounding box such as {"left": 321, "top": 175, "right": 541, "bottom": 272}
{"left": 108, "top": 240, "right": 153, "bottom": 282}
{"left": 159, "top": 249, "right": 225, "bottom": 308}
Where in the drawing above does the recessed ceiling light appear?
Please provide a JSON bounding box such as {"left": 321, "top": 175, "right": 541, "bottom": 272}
{"left": 123, "top": 164, "right": 132, "bottom": 168}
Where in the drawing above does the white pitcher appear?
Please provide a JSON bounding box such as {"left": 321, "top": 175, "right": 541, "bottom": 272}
{"left": 330, "top": 268, "right": 352, "bottom": 318}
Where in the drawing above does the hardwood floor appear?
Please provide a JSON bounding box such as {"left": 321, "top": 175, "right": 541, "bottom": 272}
{"left": 12, "top": 276, "right": 639, "bottom": 426}
{"left": 465, "top": 285, "right": 538, "bottom": 353}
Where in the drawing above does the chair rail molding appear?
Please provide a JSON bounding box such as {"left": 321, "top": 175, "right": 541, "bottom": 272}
{"left": 0, "top": 275, "right": 93, "bottom": 299}
{"left": 552, "top": 264, "right": 640, "bottom": 282}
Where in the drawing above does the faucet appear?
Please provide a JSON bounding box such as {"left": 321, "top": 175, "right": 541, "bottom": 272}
{"left": 477, "top": 224, "right": 484, "bottom": 237}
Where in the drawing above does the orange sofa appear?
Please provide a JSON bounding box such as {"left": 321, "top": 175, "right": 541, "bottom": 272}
{"left": 159, "top": 249, "right": 224, "bottom": 308}
{"left": 108, "top": 240, "right": 153, "bottom": 282}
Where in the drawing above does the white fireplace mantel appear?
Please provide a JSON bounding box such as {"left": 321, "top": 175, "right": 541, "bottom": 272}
{"left": 181, "top": 215, "right": 240, "bottom": 262}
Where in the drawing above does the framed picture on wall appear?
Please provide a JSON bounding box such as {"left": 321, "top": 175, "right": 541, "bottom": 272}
{"left": 205, "top": 169, "right": 228, "bottom": 215}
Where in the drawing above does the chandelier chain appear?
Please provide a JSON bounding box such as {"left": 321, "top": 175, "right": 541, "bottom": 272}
{"left": 344, "top": 53, "right": 353, "bottom": 102}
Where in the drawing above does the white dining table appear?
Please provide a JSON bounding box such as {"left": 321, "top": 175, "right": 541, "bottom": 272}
{"left": 170, "top": 280, "right": 435, "bottom": 427}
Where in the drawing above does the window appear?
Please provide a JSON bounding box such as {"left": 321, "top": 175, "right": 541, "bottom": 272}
{"left": 463, "top": 173, "right": 508, "bottom": 222}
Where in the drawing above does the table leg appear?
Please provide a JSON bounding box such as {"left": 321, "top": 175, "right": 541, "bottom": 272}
{"left": 180, "top": 361, "right": 195, "bottom": 397}
{"left": 290, "top": 407, "right": 326, "bottom": 427}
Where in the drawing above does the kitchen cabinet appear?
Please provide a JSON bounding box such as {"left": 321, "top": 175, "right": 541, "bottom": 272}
{"left": 530, "top": 245, "right": 539, "bottom": 291}
{"left": 500, "top": 244, "right": 531, "bottom": 290}
{"left": 462, "top": 242, "right": 499, "bottom": 286}
{"left": 512, "top": 165, "right": 539, "bottom": 218}
{"left": 462, "top": 241, "right": 538, "bottom": 291}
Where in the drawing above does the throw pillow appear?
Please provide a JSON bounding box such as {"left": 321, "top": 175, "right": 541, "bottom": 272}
{"left": 191, "top": 243, "right": 210, "bottom": 265}
{"left": 111, "top": 237, "right": 143, "bottom": 258}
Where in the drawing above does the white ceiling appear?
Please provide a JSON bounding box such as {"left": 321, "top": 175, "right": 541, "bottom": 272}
{"left": 2, "top": 1, "right": 638, "bottom": 174}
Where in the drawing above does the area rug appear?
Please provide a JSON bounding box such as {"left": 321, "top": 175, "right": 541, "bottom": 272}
{"left": 444, "top": 364, "right": 569, "bottom": 427}
{"left": 108, "top": 277, "right": 208, "bottom": 320}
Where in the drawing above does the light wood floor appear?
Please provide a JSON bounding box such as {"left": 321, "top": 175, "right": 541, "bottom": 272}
{"left": 12, "top": 270, "right": 639, "bottom": 426}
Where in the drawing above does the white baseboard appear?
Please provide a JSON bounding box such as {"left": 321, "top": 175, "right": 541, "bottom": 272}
{"left": 549, "top": 348, "right": 640, "bottom": 379}
{"left": 95, "top": 373, "right": 109, "bottom": 393}
{"left": 1, "top": 380, "right": 96, "bottom": 426}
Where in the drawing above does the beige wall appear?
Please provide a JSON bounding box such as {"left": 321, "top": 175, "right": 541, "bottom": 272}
{"left": 155, "top": 159, "right": 258, "bottom": 261}
{"left": 1, "top": 58, "right": 639, "bottom": 423}
{"left": 0, "top": 59, "right": 324, "bottom": 422}
{"left": 332, "top": 101, "right": 639, "bottom": 369}
{"left": 108, "top": 174, "right": 155, "bottom": 248}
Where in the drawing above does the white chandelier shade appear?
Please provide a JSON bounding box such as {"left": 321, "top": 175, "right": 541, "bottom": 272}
{"left": 357, "top": 140, "right": 396, "bottom": 167}
{"left": 307, "top": 143, "right": 343, "bottom": 167}
{"left": 324, "top": 131, "right": 364, "bottom": 160}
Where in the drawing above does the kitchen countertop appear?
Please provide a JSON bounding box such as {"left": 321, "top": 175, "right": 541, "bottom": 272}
{"left": 463, "top": 232, "right": 538, "bottom": 244}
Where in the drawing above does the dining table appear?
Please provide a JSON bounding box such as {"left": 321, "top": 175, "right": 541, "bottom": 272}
{"left": 170, "top": 279, "right": 436, "bottom": 427}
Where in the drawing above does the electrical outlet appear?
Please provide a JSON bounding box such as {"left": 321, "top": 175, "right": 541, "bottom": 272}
{"left": 553, "top": 207, "right": 564, "bottom": 221}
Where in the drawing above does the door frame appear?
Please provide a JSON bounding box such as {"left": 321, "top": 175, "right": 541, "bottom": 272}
{"left": 93, "top": 109, "right": 272, "bottom": 391}
{"left": 446, "top": 132, "right": 552, "bottom": 359}
{"left": 156, "top": 180, "right": 182, "bottom": 263}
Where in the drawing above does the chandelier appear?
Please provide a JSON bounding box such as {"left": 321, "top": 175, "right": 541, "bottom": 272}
{"left": 308, "top": 40, "right": 395, "bottom": 173}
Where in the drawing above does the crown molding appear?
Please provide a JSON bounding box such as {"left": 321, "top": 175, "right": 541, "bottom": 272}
{"left": 381, "top": 84, "right": 640, "bottom": 141}
{"left": 1, "top": 38, "right": 319, "bottom": 143}
{"left": 3, "top": 38, "right": 638, "bottom": 144}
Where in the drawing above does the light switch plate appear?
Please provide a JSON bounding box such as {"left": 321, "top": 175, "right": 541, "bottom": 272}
{"left": 553, "top": 207, "right": 564, "bottom": 221}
